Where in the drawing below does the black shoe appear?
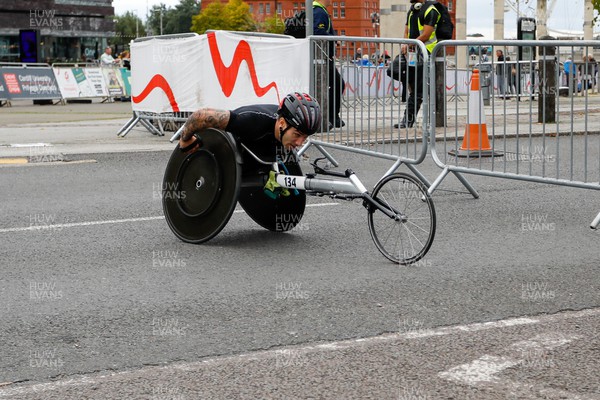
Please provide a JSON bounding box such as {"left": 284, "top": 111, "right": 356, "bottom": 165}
{"left": 394, "top": 121, "right": 414, "bottom": 129}
{"left": 330, "top": 119, "right": 345, "bottom": 128}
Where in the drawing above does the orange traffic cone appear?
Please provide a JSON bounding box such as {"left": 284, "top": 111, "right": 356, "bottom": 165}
{"left": 449, "top": 69, "right": 503, "bottom": 157}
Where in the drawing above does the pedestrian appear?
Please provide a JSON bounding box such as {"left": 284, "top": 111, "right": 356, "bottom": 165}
{"left": 564, "top": 56, "right": 575, "bottom": 95}
{"left": 354, "top": 47, "right": 363, "bottom": 62}
{"left": 100, "top": 46, "right": 117, "bottom": 65}
{"left": 588, "top": 55, "right": 598, "bottom": 88}
{"left": 395, "top": 0, "right": 441, "bottom": 128}
{"left": 313, "top": 0, "right": 346, "bottom": 129}
{"left": 496, "top": 49, "right": 509, "bottom": 99}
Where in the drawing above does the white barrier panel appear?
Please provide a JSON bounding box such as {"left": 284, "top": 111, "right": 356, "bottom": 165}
{"left": 341, "top": 65, "right": 399, "bottom": 99}
{"left": 341, "top": 66, "right": 472, "bottom": 100}
{"left": 131, "top": 31, "right": 309, "bottom": 113}
{"left": 83, "top": 68, "right": 109, "bottom": 97}
{"left": 445, "top": 69, "right": 470, "bottom": 96}
{"left": 102, "top": 67, "right": 125, "bottom": 97}
{"left": 53, "top": 68, "right": 82, "bottom": 98}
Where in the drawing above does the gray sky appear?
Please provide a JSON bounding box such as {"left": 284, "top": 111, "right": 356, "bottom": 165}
{"left": 112, "top": 0, "right": 597, "bottom": 39}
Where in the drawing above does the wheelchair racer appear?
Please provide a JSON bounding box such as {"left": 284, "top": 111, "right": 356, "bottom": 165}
{"left": 178, "top": 92, "right": 322, "bottom": 155}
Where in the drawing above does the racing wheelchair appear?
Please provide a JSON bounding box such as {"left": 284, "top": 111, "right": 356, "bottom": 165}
{"left": 162, "top": 128, "right": 436, "bottom": 264}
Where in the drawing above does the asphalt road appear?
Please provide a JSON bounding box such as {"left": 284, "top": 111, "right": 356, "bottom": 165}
{"left": 0, "top": 146, "right": 599, "bottom": 398}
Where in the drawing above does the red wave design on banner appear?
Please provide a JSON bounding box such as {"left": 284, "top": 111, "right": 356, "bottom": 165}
{"left": 133, "top": 74, "right": 180, "bottom": 112}
{"left": 207, "top": 32, "right": 279, "bottom": 102}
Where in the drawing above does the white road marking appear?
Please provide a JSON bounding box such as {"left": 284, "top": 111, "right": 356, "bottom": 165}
{"left": 439, "top": 332, "right": 582, "bottom": 397}
{"left": 1, "top": 308, "right": 598, "bottom": 398}
{"left": 5, "top": 143, "right": 53, "bottom": 148}
{"left": 0, "top": 203, "right": 339, "bottom": 234}
{"left": 439, "top": 355, "right": 519, "bottom": 384}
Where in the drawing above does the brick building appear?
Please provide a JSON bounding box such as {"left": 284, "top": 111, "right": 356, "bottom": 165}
{"left": 0, "top": 0, "right": 115, "bottom": 63}
{"left": 203, "top": 0, "right": 455, "bottom": 58}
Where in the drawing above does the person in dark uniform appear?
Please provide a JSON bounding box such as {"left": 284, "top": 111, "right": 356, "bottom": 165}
{"left": 395, "top": 0, "right": 440, "bottom": 129}
{"left": 178, "top": 92, "right": 322, "bottom": 157}
{"left": 313, "top": 0, "right": 346, "bottom": 129}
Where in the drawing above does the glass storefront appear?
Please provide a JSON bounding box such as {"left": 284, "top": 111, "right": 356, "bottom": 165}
{"left": 0, "top": 35, "right": 109, "bottom": 63}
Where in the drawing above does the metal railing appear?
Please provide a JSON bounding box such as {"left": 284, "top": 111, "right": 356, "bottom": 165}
{"left": 300, "top": 35, "right": 432, "bottom": 183}
{"left": 427, "top": 39, "right": 600, "bottom": 229}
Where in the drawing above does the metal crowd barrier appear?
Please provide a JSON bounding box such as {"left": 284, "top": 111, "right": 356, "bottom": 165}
{"left": 428, "top": 39, "right": 600, "bottom": 229}
{"left": 119, "top": 33, "right": 198, "bottom": 138}
{"left": 118, "top": 111, "right": 192, "bottom": 137}
{"left": 300, "top": 36, "right": 432, "bottom": 184}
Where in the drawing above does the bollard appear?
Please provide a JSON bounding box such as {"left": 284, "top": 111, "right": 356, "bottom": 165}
{"left": 537, "top": 36, "right": 556, "bottom": 123}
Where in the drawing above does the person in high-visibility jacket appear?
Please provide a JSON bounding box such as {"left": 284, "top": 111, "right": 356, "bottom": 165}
{"left": 395, "top": 0, "right": 440, "bottom": 129}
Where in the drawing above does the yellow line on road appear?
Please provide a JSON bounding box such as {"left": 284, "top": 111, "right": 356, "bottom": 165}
{"left": 0, "top": 158, "right": 28, "bottom": 164}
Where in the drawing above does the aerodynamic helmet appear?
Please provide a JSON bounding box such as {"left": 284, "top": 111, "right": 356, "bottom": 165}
{"left": 277, "top": 92, "right": 322, "bottom": 136}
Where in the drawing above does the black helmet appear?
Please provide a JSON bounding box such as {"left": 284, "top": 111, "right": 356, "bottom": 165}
{"left": 277, "top": 92, "right": 322, "bottom": 136}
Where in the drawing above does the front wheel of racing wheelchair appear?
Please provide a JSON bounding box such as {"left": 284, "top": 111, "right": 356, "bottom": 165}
{"left": 162, "top": 128, "right": 306, "bottom": 244}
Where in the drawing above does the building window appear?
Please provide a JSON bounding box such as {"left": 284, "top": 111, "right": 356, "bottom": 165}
{"left": 259, "top": 3, "right": 263, "bottom": 13}
{"left": 447, "top": 0, "right": 453, "bottom": 11}
{"left": 341, "top": 1, "right": 345, "bottom": 6}
{"left": 249, "top": 4, "right": 253, "bottom": 12}
{"left": 340, "top": 29, "right": 346, "bottom": 35}
{"left": 333, "top": 2, "right": 338, "bottom": 6}
{"left": 277, "top": 3, "right": 281, "bottom": 13}
{"left": 333, "top": 9, "right": 338, "bottom": 17}
{"left": 341, "top": 9, "right": 345, "bottom": 17}
{"left": 266, "top": 3, "right": 271, "bottom": 13}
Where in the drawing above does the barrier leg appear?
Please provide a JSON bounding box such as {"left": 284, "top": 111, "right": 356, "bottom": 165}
{"left": 117, "top": 113, "right": 140, "bottom": 137}
{"left": 170, "top": 124, "right": 185, "bottom": 143}
{"left": 427, "top": 167, "right": 449, "bottom": 195}
{"left": 139, "top": 118, "right": 163, "bottom": 136}
{"left": 405, "top": 163, "right": 431, "bottom": 188}
{"left": 312, "top": 143, "right": 339, "bottom": 168}
{"left": 452, "top": 171, "right": 479, "bottom": 199}
{"left": 591, "top": 211, "right": 600, "bottom": 230}
{"left": 296, "top": 140, "right": 313, "bottom": 157}
{"left": 384, "top": 159, "right": 404, "bottom": 178}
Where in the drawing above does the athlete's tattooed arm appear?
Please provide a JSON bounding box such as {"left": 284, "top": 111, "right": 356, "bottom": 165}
{"left": 180, "top": 109, "right": 230, "bottom": 141}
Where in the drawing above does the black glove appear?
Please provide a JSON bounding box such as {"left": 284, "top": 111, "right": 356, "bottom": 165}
{"left": 179, "top": 134, "right": 202, "bottom": 153}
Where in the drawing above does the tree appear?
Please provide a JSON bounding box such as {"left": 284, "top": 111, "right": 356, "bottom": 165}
{"left": 223, "top": 0, "right": 256, "bottom": 32}
{"left": 112, "top": 11, "right": 146, "bottom": 48}
{"left": 164, "top": 0, "right": 201, "bottom": 34}
{"left": 191, "top": 2, "right": 228, "bottom": 33}
{"left": 262, "top": 15, "right": 285, "bottom": 34}
{"left": 191, "top": 0, "right": 256, "bottom": 34}
{"left": 147, "top": 3, "right": 168, "bottom": 36}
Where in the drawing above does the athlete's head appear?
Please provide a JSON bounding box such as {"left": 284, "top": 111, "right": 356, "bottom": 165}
{"left": 276, "top": 92, "right": 322, "bottom": 149}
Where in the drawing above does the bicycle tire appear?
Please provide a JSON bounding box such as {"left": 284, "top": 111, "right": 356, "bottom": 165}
{"left": 367, "top": 172, "right": 436, "bottom": 265}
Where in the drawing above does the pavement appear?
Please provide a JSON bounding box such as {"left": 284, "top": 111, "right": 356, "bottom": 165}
{"left": 1, "top": 93, "right": 598, "bottom": 160}
{"left": 0, "top": 96, "right": 599, "bottom": 399}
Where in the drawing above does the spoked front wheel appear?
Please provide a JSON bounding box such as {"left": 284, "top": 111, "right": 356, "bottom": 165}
{"left": 367, "top": 173, "right": 436, "bottom": 265}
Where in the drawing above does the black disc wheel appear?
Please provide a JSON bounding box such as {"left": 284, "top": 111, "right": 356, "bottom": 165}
{"left": 367, "top": 173, "right": 436, "bottom": 265}
{"left": 163, "top": 128, "right": 241, "bottom": 243}
{"left": 238, "top": 160, "right": 306, "bottom": 232}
